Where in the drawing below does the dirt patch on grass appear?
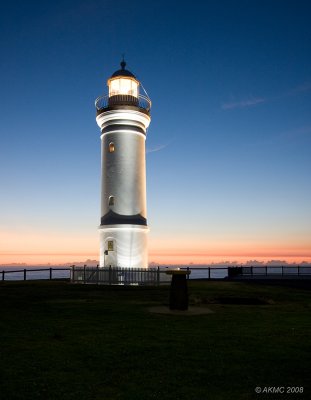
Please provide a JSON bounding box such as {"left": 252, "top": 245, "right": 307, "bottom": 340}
{"left": 190, "top": 295, "right": 272, "bottom": 305}
{"left": 149, "top": 306, "right": 214, "bottom": 315}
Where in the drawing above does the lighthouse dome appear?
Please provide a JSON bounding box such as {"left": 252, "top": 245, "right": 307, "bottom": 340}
{"left": 110, "top": 60, "right": 137, "bottom": 79}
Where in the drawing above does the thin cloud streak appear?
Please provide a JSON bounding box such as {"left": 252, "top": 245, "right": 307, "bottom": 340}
{"left": 221, "top": 80, "right": 311, "bottom": 111}
{"left": 288, "top": 81, "right": 311, "bottom": 95}
{"left": 146, "top": 140, "right": 173, "bottom": 154}
{"left": 221, "top": 97, "right": 266, "bottom": 110}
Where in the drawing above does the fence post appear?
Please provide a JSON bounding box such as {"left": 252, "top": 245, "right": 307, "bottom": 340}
{"left": 49, "top": 268, "right": 52, "bottom": 280}
{"left": 187, "top": 266, "right": 190, "bottom": 280}
{"left": 96, "top": 265, "right": 99, "bottom": 284}
{"left": 109, "top": 265, "right": 112, "bottom": 285}
{"left": 72, "top": 265, "right": 75, "bottom": 282}
{"left": 208, "top": 267, "right": 211, "bottom": 280}
{"left": 24, "top": 269, "right": 27, "bottom": 281}
{"left": 282, "top": 266, "right": 284, "bottom": 276}
{"left": 298, "top": 265, "right": 300, "bottom": 276}
{"left": 2, "top": 270, "right": 4, "bottom": 281}
{"left": 83, "top": 265, "right": 86, "bottom": 284}
{"left": 265, "top": 266, "right": 268, "bottom": 276}
{"left": 157, "top": 266, "right": 160, "bottom": 286}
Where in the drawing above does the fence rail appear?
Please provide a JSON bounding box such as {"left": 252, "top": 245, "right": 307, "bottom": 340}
{"left": 1, "top": 266, "right": 311, "bottom": 283}
{"left": 227, "top": 266, "right": 311, "bottom": 278}
{"left": 71, "top": 266, "right": 171, "bottom": 286}
{"left": 1, "top": 267, "right": 71, "bottom": 281}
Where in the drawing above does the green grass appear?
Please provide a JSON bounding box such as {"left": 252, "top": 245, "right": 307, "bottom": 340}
{"left": 0, "top": 280, "right": 310, "bottom": 400}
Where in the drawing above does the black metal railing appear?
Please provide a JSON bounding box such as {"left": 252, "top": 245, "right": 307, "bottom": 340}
{"left": 0, "top": 267, "right": 71, "bottom": 281}
{"left": 95, "top": 94, "right": 151, "bottom": 112}
{"left": 236, "top": 266, "right": 311, "bottom": 277}
{"left": 181, "top": 267, "right": 229, "bottom": 280}
{"left": 71, "top": 266, "right": 170, "bottom": 286}
{"left": 1, "top": 265, "right": 310, "bottom": 283}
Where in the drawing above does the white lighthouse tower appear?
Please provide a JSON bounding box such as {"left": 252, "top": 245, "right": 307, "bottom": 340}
{"left": 95, "top": 60, "right": 151, "bottom": 268}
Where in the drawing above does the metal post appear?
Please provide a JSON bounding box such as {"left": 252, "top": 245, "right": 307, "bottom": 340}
{"left": 83, "top": 265, "right": 86, "bottom": 284}
{"left": 49, "top": 268, "right": 52, "bottom": 280}
{"left": 109, "top": 265, "right": 112, "bottom": 285}
{"left": 298, "top": 265, "right": 300, "bottom": 276}
{"left": 157, "top": 266, "right": 160, "bottom": 286}
{"left": 265, "top": 266, "right": 268, "bottom": 276}
{"left": 208, "top": 267, "right": 211, "bottom": 280}
{"left": 96, "top": 265, "right": 99, "bottom": 284}
{"left": 72, "top": 265, "right": 75, "bottom": 282}
{"left": 24, "top": 269, "right": 27, "bottom": 281}
{"left": 282, "top": 266, "right": 284, "bottom": 276}
{"left": 187, "top": 266, "right": 190, "bottom": 280}
{"left": 2, "top": 270, "right": 4, "bottom": 281}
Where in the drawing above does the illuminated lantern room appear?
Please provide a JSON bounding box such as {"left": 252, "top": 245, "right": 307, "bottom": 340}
{"left": 107, "top": 60, "right": 139, "bottom": 106}
{"left": 95, "top": 59, "right": 151, "bottom": 114}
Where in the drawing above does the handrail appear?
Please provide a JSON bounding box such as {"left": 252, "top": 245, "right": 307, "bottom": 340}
{"left": 1, "top": 267, "right": 71, "bottom": 274}
{"left": 95, "top": 94, "right": 151, "bottom": 112}
{"left": 0, "top": 267, "right": 72, "bottom": 282}
{"left": 2, "top": 265, "right": 310, "bottom": 283}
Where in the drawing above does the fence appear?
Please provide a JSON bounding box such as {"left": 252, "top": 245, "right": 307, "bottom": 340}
{"left": 228, "top": 266, "right": 311, "bottom": 278}
{"left": 181, "top": 267, "right": 229, "bottom": 279}
{"left": 1, "top": 268, "right": 71, "bottom": 281}
{"left": 71, "top": 266, "right": 171, "bottom": 286}
{"left": 1, "top": 265, "right": 310, "bottom": 283}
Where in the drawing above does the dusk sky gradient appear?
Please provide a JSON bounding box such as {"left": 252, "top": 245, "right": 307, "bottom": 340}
{"left": 1, "top": 0, "right": 311, "bottom": 265}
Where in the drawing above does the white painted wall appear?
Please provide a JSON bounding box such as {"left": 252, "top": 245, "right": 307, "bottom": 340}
{"left": 96, "top": 109, "right": 151, "bottom": 268}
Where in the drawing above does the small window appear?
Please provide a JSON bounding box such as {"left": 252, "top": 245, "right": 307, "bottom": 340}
{"left": 108, "top": 241, "right": 114, "bottom": 251}
{"left": 108, "top": 196, "right": 114, "bottom": 206}
{"left": 109, "top": 142, "right": 115, "bottom": 153}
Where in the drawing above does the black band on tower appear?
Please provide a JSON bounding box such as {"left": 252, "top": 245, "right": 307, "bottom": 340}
{"left": 101, "top": 124, "right": 145, "bottom": 135}
{"left": 101, "top": 210, "right": 147, "bottom": 226}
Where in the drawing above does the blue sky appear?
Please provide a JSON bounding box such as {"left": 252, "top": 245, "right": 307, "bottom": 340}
{"left": 1, "top": 0, "right": 310, "bottom": 265}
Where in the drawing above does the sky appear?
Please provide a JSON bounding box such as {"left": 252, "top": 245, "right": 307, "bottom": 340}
{"left": 0, "top": 0, "right": 311, "bottom": 266}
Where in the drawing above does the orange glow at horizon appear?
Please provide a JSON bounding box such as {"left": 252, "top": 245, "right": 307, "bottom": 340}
{"left": 1, "top": 248, "right": 310, "bottom": 266}
{"left": 1, "top": 228, "right": 310, "bottom": 266}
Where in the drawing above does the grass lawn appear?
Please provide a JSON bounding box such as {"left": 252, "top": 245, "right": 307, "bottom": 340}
{"left": 0, "top": 280, "right": 310, "bottom": 400}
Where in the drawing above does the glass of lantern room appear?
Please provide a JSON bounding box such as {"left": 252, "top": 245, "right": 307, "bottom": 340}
{"left": 107, "top": 76, "right": 139, "bottom": 106}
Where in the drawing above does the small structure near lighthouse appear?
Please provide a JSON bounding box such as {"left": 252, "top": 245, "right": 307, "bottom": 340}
{"left": 95, "top": 60, "right": 151, "bottom": 269}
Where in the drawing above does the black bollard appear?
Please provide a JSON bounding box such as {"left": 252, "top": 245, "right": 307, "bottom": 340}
{"left": 166, "top": 270, "right": 191, "bottom": 310}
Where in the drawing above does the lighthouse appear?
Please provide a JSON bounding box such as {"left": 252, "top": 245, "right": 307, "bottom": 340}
{"left": 95, "top": 60, "right": 151, "bottom": 268}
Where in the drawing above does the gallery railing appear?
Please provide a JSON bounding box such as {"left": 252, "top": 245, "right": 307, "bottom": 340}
{"left": 95, "top": 94, "right": 151, "bottom": 112}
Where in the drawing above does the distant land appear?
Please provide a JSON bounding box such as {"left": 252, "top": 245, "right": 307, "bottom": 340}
{"left": 1, "top": 259, "right": 311, "bottom": 267}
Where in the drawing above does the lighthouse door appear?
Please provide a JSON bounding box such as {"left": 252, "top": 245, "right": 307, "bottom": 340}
{"left": 105, "top": 239, "right": 117, "bottom": 267}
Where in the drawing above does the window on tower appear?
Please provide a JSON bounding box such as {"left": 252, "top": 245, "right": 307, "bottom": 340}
{"left": 107, "top": 240, "right": 114, "bottom": 251}
{"left": 109, "top": 142, "right": 115, "bottom": 153}
{"left": 108, "top": 196, "right": 114, "bottom": 206}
